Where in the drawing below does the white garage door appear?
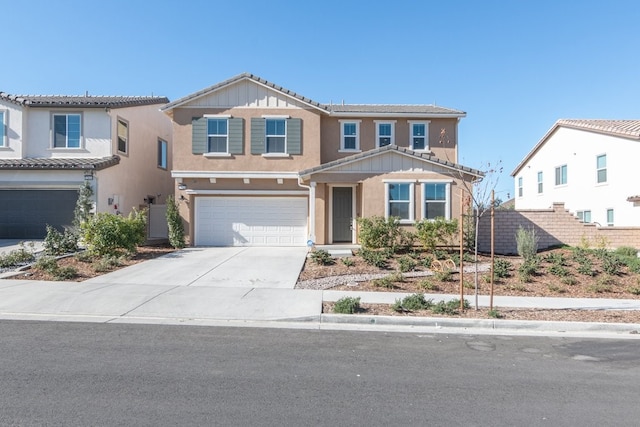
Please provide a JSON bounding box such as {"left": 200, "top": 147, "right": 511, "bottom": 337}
{"left": 194, "top": 197, "right": 308, "bottom": 246}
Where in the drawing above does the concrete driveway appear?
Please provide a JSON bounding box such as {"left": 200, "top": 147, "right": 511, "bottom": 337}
{"left": 84, "top": 246, "right": 309, "bottom": 289}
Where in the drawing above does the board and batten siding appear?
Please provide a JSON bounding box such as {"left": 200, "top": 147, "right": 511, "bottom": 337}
{"left": 185, "top": 80, "right": 311, "bottom": 109}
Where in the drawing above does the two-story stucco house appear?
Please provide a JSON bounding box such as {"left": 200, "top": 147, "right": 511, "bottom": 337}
{"left": 511, "top": 119, "right": 640, "bottom": 227}
{"left": 0, "top": 93, "right": 173, "bottom": 239}
{"left": 162, "top": 73, "right": 483, "bottom": 247}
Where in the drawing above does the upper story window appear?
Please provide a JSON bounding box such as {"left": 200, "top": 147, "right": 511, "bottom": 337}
{"left": 265, "top": 119, "right": 286, "bottom": 153}
{"left": 537, "top": 171, "right": 543, "bottom": 194}
{"left": 596, "top": 154, "right": 607, "bottom": 184}
{"left": 53, "top": 113, "right": 81, "bottom": 148}
{"left": 207, "top": 118, "right": 228, "bottom": 153}
{"left": 250, "top": 117, "right": 300, "bottom": 156}
{"left": 117, "top": 118, "right": 129, "bottom": 154}
{"left": 518, "top": 177, "right": 523, "bottom": 197}
{"left": 385, "top": 182, "right": 414, "bottom": 223}
{"left": 409, "top": 121, "right": 429, "bottom": 151}
{"left": 423, "top": 182, "right": 449, "bottom": 220}
{"left": 555, "top": 164, "right": 567, "bottom": 186}
{"left": 375, "top": 121, "right": 395, "bottom": 147}
{"left": 340, "top": 120, "right": 360, "bottom": 151}
{"left": 0, "top": 110, "right": 6, "bottom": 147}
{"left": 157, "top": 138, "right": 167, "bottom": 169}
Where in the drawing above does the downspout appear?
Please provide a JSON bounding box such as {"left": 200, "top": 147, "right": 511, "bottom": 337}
{"left": 297, "top": 176, "right": 316, "bottom": 246}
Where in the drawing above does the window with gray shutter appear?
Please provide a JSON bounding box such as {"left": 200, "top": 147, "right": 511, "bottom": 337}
{"left": 192, "top": 117, "right": 207, "bottom": 154}
{"left": 228, "top": 118, "right": 244, "bottom": 154}
{"left": 251, "top": 118, "right": 265, "bottom": 154}
{"left": 287, "top": 118, "right": 301, "bottom": 155}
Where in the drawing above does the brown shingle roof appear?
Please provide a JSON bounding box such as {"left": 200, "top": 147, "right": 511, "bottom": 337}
{"left": 0, "top": 156, "right": 120, "bottom": 170}
{"left": 0, "top": 93, "right": 168, "bottom": 108}
{"left": 326, "top": 104, "right": 465, "bottom": 116}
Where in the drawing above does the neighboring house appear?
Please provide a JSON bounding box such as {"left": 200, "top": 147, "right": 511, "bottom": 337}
{"left": 162, "top": 73, "right": 483, "bottom": 247}
{"left": 511, "top": 119, "right": 640, "bottom": 227}
{"left": 0, "top": 93, "right": 173, "bottom": 239}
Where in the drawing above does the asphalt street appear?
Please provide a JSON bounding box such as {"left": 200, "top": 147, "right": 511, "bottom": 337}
{"left": 1, "top": 320, "right": 639, "bottom": 426}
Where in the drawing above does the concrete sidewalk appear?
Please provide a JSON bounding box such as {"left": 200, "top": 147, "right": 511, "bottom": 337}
{"left": 0, "top": 277, "right": 639, "bottom": 337}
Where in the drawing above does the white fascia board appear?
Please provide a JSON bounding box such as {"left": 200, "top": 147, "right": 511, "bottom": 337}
{"left": 185, "top": 189, "right": 308, "bottom": 196}
{"left": 330, "top": 112, "right": 466, "bottom": 119}
{"left": 171, "top": 170, "right": 299, "bottom": 180}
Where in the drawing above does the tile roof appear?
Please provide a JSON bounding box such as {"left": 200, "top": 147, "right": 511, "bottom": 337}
{"left": 0, "top": 156, "right": 120, "bottom": 170}
{"left": 0, "top": 93, "right": 168, "bottom": 108}
{"left": 511, "top": 119, "right": 640, "bottom": 176}
{"left": 161, "top": 73, "right": 465, "bottom": 117}
{"left": 298, "top": 144, "right": 484, "bottom": 178}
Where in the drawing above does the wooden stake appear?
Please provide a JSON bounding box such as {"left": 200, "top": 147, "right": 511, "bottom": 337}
{"left": 459, "top": 189, "right": 465, "bottom": 310}
{"left": 490, "top": 190, "right": 495, "bottom": 311}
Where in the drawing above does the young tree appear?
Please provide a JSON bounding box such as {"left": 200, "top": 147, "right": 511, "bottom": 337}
{"left": 166, "top": 195, "right": 185, "bottom": 249}
{"left": 74, "top": 181, "right": 95, "bottom": 227}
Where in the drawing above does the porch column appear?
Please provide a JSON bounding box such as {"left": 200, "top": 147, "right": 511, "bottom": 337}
{"left": 308, "top": 181, "right": 316, "bottom": 244}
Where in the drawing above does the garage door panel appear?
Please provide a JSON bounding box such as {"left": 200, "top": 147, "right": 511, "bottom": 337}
{"left": 195, "top": 197, "right": 308, "bottom": 246}
{"left": 0, "top": 190, "right": 77, "bottom": 239}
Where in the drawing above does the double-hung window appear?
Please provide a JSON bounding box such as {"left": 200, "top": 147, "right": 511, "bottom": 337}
{"left": 53, "top": 113, "right": 81, "bottom": 148}
{"left": 207, "top": 118, "right": 228, "bottom": 153}
{"left": 555, "top": 164, "right": 567, "bottom": 186}
{"left": 265, "top": 119, "right": 286, "bottom": 153}
{"left": 117, "top": 118, "right": 129, "bottom": 154}
{"left": 0, "top": 110, "right": 6, "bottom": 147}
{"left": 518, "top": 177, "right": 523, "bottom": 197}
{"left": 409, "top": 121, "right": 429, "bottom": 151}
{"left": 385, "top": 182, "right": 414, "bottom": 222}
{"left": 537, "top": 171, "right": 543, "bottom": 194}
{"left": 606, "top": 209, "right": 614, "bottom": 226}
{"left": 423, "top": 182, "right": 449, "bottom": 220}
{"left": 596, "top": 154, "right": 607, "bottom": 184}
{"left": 340, "top": 120, "right": 360, "bottom": 151}
{"left": 375, "top": 121, "right": 395, "bottom": 147}
{"left": 157, "top": 139, "right": 168, "bottom": 169}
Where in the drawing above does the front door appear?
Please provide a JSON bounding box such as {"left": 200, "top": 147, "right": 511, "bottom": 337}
{"left": 332, "top": 187, "right": 353, "bottom": 243}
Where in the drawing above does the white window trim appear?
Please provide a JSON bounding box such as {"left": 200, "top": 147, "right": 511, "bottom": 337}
{"left": 51, "top": 112, "right": 83, "bottom": 149}
{"left": 384, "top": 182, "right": 415, "bottom": 224}
{"left": 265, "top": 118, "right": 287, "bottom": 154}
{"left": 0, "top": 109, "right": 7, "bottom": 148}
{"left": 596, "top": 153, "right": 607, "bottom": 184}
{"left": 421, "top": 181, "right": 451, "bottom": 220}
{"left": 555, "top": 164, "right": 568, "bottom": 186}
{"left": 374, "top": 120, "right": 396, "bottom": 148}
{"left": 339, "top": 119, "right": 361, "bottom": 151}
{"left": 157, "top": 138, "right": 168, "bottom": 169}
{"left": 576, "top": 210, "right": 591, "bottom": 223}
{"left": 408, "top": 120, "right": 430, "bottom": 151}
{"left": 117, "top": 116, "right": 129, "bottom": 155}
{"left": 517, "top": 177, "right": 523, "bottom": 197}
{"left": 606, "top": 208, "right": 614, "bottom": 226}
{"left": 261, "top": 114, "right": 290, "bottom": 119}
{"left": 537, "top": 171, "right": 543, "bottom": 194}
{"left": 206, "top": 117, "right": 229, "bottom": 154}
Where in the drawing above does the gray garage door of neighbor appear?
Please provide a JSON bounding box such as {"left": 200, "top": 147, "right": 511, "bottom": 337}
{"left": 0, "top": 190, "right": 77, "bottom": 239}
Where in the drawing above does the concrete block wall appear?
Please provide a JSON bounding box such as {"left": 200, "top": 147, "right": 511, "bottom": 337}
{"left": 478, "top": 203, "right": 640, "bottom": 254}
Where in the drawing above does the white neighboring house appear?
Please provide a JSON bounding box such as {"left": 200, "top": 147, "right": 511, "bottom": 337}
{"left": 0, "top": 93, "right": 173, "bottom": 239}
{"left": 511, "top": 119, "right": 640, "bottom": 227}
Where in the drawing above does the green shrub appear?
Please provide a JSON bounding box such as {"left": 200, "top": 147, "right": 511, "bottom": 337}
{"left": 547, "top": 284, "right": 566, "bottom": 293}
{"left": 561, "top": 276, "right": 578, "bottom": 286}
{"left": 493, "top": 258, "right": 512, "bottom": 279}
{"left": 518, "top": 256, "right": 540, "bottom": 281}
{"left": 310, "top": 249, "right": 334, "bottom": 266}
{"left": 544, "top": 252, "right": 567, "bottom": 266}
{"left": 358, "top": 248, "right": 388, "bottom": 269}
{"left": 488, "top": 309, "right": 503, "bottom": 319}
{"left": 614, "top": 246, "right": 638, "bottom": 258}
{"left": 628, "top": 287, "right": 640, "bottom": 295}
{"left": 431, "top": 299, "right": 469, "bottom": 315}
{"left": 548, "top": 264, "right": 570, "bottom": 277}
{"left": 434, "top": 269, "right": 453, "bottom": 282}
{"left": 54, "top": 266, "right": 78, "bottom": 281}
{"left": 576, "top": 258, "right": 596, "bottom": 276}
{"left": 414, "top": 217, "right": 458, "bottom": 252}
{"left": 418, "top": 279, "right": 439, "bottom": 291}
{"left": 421, "top": 255, "right": 434, "bottom": 269}
{"left": 357, "top": 216, "right": 409, "bottom": 252}
{"left": 44, "top": 225, "right": 79, "bottom": 256}
{"left": 341, "top": 257, "right": 355, "bottom": 267}
{"left": 81, "top": 210, "right": 146, "bottom": 257}
{"left": 166, "top": 195, "right": 186, "bottom": 249}
{"left": 34, "top": 256, "right": 59, "bottom": 274}
{"left": 333, "top": 297, "right": 361, "bottom": 314}
{"left": 392, "top": 293, "right": 433, "bottom": 312}
{"left": 0, "top": 243, "right": 36, "bottom": 268}
{"left": 74, "top": 251, "right": 94, "bottom": 263}
{"left": 516, "top": 226, "right": 539, "bottom": 260}
{"left": 92, "top": 255, "right": 125, "bottom": 273}
{"left": 601, "top": 253, "right": 622, "bottom": 276}
{"left": 624, "top": 257, "right": 640, "bottom": 274}
{"left": 398, "top": 255, "right": 417, "bottom": 273}
{"left": 373, "top": 276, "right": 395, "bottom": 289}
{"left": 587, "top": 283, "right": 613, "bottom": 293}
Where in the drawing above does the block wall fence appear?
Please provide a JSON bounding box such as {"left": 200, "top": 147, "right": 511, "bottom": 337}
{"left": 477, "top": 203, "right": 640, "bottom": 255}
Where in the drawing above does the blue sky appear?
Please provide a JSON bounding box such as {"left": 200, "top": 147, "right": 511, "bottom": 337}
{"left": 3, "top": 0, "right": 639, "bottom": 200}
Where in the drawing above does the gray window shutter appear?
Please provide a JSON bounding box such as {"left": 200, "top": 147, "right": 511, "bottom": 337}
{"left": 192, "top": 117, "right": 207, "bottom": 154}
{"left": 228, "top": 118, "right": 243, "bottom": 154}
{"left": 287, "top": 118, "right": 301, "bottom": 155}
{"left": 251, "top": 118, "right": 265, "bottom": 154}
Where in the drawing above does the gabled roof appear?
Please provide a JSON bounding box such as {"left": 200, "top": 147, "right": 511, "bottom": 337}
{"left": 0, "top": 156, "right": 120, "bottom": 170}
{"left": 298, "top": 144, "right": 484, "bottom": 179}
{"left": 0, "top": 93, "right": 168, "bottom": 108}
{"left": 161, "top": 72, "right": 465, "bottom": 118}
{"left": 511, "top": 119, "right": 640, "bottom": 176}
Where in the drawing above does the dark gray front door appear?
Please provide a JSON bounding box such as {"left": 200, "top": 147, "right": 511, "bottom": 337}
{"left": 0, "top": 190, "right": 77, "bottom": 239}
{"left": 332, "top": 187, "right": 352, "bottom": 243}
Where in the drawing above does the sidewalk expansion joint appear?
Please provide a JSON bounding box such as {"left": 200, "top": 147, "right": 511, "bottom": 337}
{"left": 119, "top": 285, "right": 182, "bottom": 316}
{"left": 184, "top": 247, "right": 249, "bottom": 286}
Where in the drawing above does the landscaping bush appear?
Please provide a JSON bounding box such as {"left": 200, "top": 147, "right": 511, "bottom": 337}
{"left": 93, "top": 255, "right": 125, "bottom": 273}
{"left": 614, "top": 246, "right": 638, "bottom": 258}
{"left": 341, "top": 257, "right": 355, "bottom": 267}
{"left": 392, "top": 293, "right": 433, "bottom": 312}
{"left": 431, "top": 299, "right": 469, "bottom": 315}
{"left": 418, "top": 278, "right": 439, "bottom": 291}
{"left": 516, "top": 226, "right": 539, "bottom": 260}
{"left": 34, "top": 256, "right": 59, "bottom": 275}
{"left": 358, "top": 248, "right": 388, "bottom": 269}
{"left": 166, "top": 195, "right": 186, "bottom": 249}
{"left": 414, "top": 217, "right": 458, "bottom": 252}
{"left": 81, "top": 210, "right": 146, "bottom": 256}
{"left": 356, "top": 216, "right": 414, "bottom": 253}
{"left": 310, "top": 249, "right": 334, "bottom": 266}
{"left": 44, "top": 225, "right": 79, "bottom": 256}
{"left": 54, "top": 266, "right": 78, "bottom": 281}
{"left": 398, "top": 255, "right": 417, "bottom": 273}
{"left": 333, "top": 296, "right": 361, "bottom": 314}
{"left": 493, "top": 258, "right": 512, "bottom": 279}
{"left": 0, "top": 243, "right": 36, "bottom": 268}
{"left": 600, "top": 253, "right": 622, "bottom": 276}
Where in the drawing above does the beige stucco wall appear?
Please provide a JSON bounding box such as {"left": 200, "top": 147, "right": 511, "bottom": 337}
{"left": 171, "top": 107, "right": 322, "bottom": 173}
{"left": 319, "top": 117, "right": 459, "bottom": 164}
{"left": 96, "top": 103, "right": 173, "bottom": 215}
